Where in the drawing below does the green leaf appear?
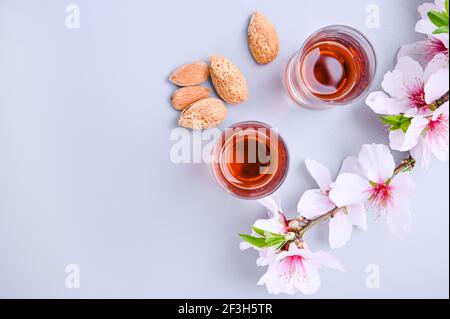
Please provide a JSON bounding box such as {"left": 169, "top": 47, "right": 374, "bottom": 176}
{"left": 400, "top": 118, "right": 412, "bottom": 133}
{"left": 264, "top": 232, "right": 285, "bottom": 243}
{"left": 239, "top": 234, "right": 267, "bottom": 248}
{"left": 380, "top": 114, "right": 402, "bottom": 126}
{"left": 446, "top": 0, "right": 449, "bottom": 14}
{"left": 433, "top": 25, "right": 450, "bottom": 34}
{"left": 251, "top": 226, "right": 266, "bottom": 237}
{"left": 428, "top": 10, "right": 449, "bottom": 27}
{"left": 265, "top": 237, "right": 286, "bottom": 246}
{"left": 239, "top": 233, "right": 287, "bottom": 249}
{"left": 380, "top": 114, "right": 412, "bottom": 132}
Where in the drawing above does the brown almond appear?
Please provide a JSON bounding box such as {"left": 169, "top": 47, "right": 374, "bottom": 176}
{"left": 178, "top": 98, "right": 227, "bottom": 129}
{"left": 248, "top": 12, "right": 279, "bottom": 64}
{"left": 209, "top": 56, "right": 248, "bottom": 104}
{"left": 169, "top": 62, "right": 209, "bottom": 86}
{"left": 171, "top": 86, "right": 210, "bottom": 110}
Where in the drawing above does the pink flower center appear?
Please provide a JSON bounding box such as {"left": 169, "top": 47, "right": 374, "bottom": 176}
{"left": 425, "top": 113, "right": 449, "bottom": 144}
{"left": 426, "top": 37, "right": 449, "bottom": 60}
{"left": 428, "top": 114, "right": 445, "bottom": 132}
{"left": 407, "top": 80, "right": 427, "bottom": 110}
{"left": 369, "top": 182, "right": 392, "bottom": 210}
{"left": 279, "top": 255, "right": 307, "bottom": 283}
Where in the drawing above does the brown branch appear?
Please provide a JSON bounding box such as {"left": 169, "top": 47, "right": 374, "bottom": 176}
{"left": 296, "top": 207, "right": 341, "bottom": 237}
{"left": 393, "top": 156, "right": 416, "bottom": 176}
{"left": 429, "top": 91, "right": 449, "bottom": 111}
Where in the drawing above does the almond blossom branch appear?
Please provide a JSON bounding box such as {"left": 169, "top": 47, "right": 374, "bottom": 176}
{"left": 292, "top": 156, "right": 416, "bottom": 238}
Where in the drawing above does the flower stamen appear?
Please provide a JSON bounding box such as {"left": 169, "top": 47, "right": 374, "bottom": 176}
{"left": 368, "top": 182, "right": 392, "bottom": 213}
{"left": 407, "top": 80, "right": 427, "bottom": 110}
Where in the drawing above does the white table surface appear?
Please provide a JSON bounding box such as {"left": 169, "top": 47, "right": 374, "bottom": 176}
{"left": 0, "top": 0, "right": 448, "bottom": 298}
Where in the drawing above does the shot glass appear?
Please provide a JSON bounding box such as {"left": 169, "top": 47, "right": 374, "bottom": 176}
{"left": 285, "top": 25, "right": 377, "bottom": 109}
{"left": 211, "top": 121, "right": 289, "bottom": 199}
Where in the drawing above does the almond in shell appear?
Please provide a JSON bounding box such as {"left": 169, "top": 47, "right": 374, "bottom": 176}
{"left": 248, "top": 12, "right": 279, "bottom": 64}
{"left": 169, "top": 62, "right": 209, "bottom": 86}
{"left": 171, "top": 86, "right": 210, "bottom": 110}
{"left": 209, "top": 56, "right": 248, "bottom": 104}
{"left": 178, "top": 97, "right": 227, "bottom": 129}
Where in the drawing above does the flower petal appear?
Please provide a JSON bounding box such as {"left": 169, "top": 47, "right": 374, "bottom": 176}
{"left": 347, "top": 204, "right": 368, "bottom": 230}
{"left": 394, "top": 56, "right": 424, "bottom": 93}
{"left": 305, "top": 159, "right": 333, "bottom": 192}
{"left": 254, "top": 217, "right": 287, "bottom": 234}
{"left": 358, "top": 144, "right": 395, "bottom": 182}
{"left": 239, "top": 242, "right": 252, "bottom": 251}
{"left": 390, "top": 173, "right": 414, "bottom": 204}
{"left": 418, "top": 2, "right": 437, "bottom": 19}
{"left": 328, "top": 211, "right": 353, "bottom": 249}
{"left": 366, "top": 91, "right": 410, "bottom": 115}
{"left": 397, "top": 40, "right": 431, "bottom": 66}
{"left": 389, "top": 129, "right": 406, "bottom": 152}
{"left": 424, "top": 54, "right": 450, "bottom": 82}
{"left": 422, "top": 103, "right": 449, "bottom": 164}
{"left": 298, "top": 189, "right": 336, "bottom": 219}
{"left": 386, "top": 201, "right": 412, "bottom": 239}
{"left": 257, "top": 195, "right": 281, "bottom": 218}
{"left": 329, "top": 173, "right": 370, "bottom": 207}
{"left": 389, "top": 117, "right": 429, "bottom": 152}
{"left": 433, "top": 101, "right": 449, "bottom": 120}
{"left": 424, "top": 67, "right": 450, "bottom": 104}
{"left": 415, "top": 19, "right": 437, "bottom": 37}
{"left": 296, "top": 260, "right": 321, "bottom": 295}
{"left": 430, "top": 107, "right": 449, "bottom": 161}
{"left": 431, "top": 141, "right": 449, "bottom": 161}
{"left": 381, "top": 69, "right": 407, "bottom": 100}
{"left": 404, "top": 117, "right": 429, "bottom": 147}
{"left": 257, "top": 257, "right": 296, "bottom": 295}
{"left": 339, "top": 156, "right": 364, "bottom": 176}
{"left": 256, "top": 248, "right": 278, "bottom": 267}
{"left": 410, "top": 139, "right": 432, "bottom": 169}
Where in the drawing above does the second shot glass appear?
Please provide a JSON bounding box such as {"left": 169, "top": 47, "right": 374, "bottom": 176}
{"left": 285, "top": 25, "right": 377, "bottom": 109}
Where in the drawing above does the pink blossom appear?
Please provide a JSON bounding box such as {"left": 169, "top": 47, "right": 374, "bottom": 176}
{"left": 366, "top": 57, "right": 449, "bottom": 117}
{"left": 298, "top": 159, "right": 367, "bottom": 249}
{"left": 240, "top": 196, "right": 288, "bottom": 266}
{"left": 397, "top": 37, "right": 449, "bottom": 67}
{"left": 329, "top": 144, "right": 415, "bottom": 239}
{"left": 409, "top": 102, "right": 449, "bottom": 168}
{"left": 398, "top": 37, "right": 448, "bottom": 67}
{"left": 257, "top": 244, "right": 345, "bottom": 295}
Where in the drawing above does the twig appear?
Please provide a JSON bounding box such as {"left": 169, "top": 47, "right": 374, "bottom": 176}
{"left": 429, "top": 91, "right": 449, "bottom": 111}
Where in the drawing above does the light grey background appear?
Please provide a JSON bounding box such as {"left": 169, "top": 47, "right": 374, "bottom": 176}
{"left": 0, "top": 0, "right": 448, "bottom": 299}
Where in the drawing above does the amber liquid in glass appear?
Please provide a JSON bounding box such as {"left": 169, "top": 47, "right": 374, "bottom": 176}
{"left": 300, "top": 41, "right": 361, "bottom": 101}
{"left": 286, "top": 26, "right": 376, "bottom": 107}
{"left": 224, "top": 134, "right": 275, "bottom": 190}
{"left": 212, "top": 122, "right": 289, "bottom": 199}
